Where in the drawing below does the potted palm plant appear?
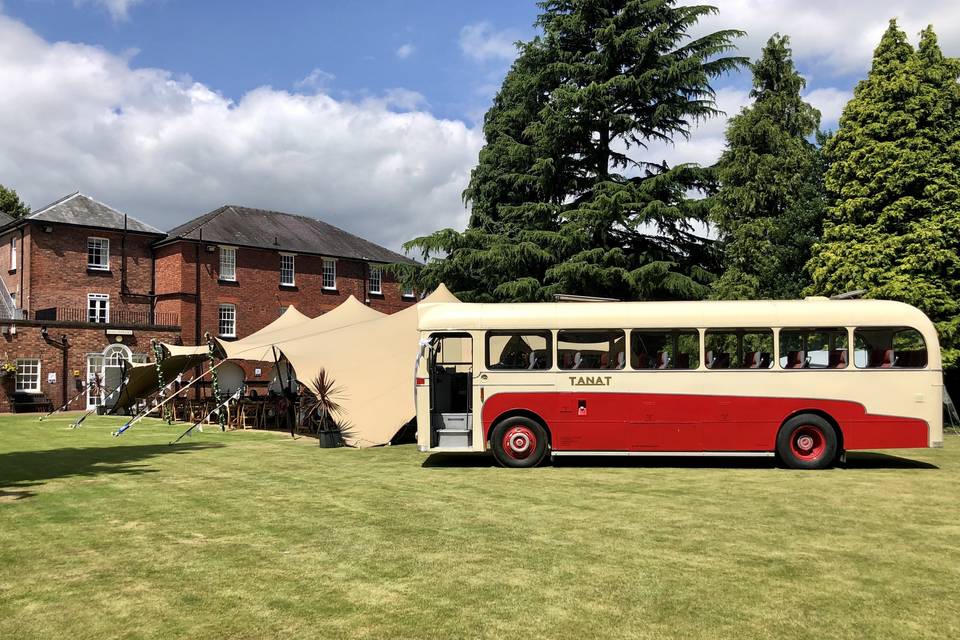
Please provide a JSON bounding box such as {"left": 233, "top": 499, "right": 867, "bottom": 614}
{"left": 304, "top": 368, "right": 348, "bottom": 448}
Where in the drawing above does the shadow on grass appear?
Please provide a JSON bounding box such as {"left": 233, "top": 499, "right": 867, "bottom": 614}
{"left": 423, "top": 451, "right": 938, "bottom": 470}
{"left": 843, "top": 451, "right": 938, "bottom": 469}
{"left": 0, "top": 442, "right": 224, "bottom": 502}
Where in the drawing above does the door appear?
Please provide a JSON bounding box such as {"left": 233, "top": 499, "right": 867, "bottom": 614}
{"left": 428, "top": 333, "right": 473, "bottom": 448}
{"left": 86, "top": 354, "right": 104, "bottom": 409}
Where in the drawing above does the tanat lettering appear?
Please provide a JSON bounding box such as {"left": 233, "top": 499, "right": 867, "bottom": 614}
{"left": 568, "top": 376, "right": 613, "bottom": 386}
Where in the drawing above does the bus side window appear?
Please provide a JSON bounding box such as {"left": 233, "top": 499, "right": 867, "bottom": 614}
{"left": 705, "top": 329, "right": 774, "bottom": 369}
{"left": 485, "top": 331, "right": 552, "bottom": 370}
{"left": 558, "top": 330, "right": 625, "bottom": 370}
{"left": 630, "top": 330, "right": 699, "bottom": 369}
{"left": 854, "top": 327, "right": 927, "bottom": 369}
{"left": 779, "top": 328, "right": 848, "bottom": 369}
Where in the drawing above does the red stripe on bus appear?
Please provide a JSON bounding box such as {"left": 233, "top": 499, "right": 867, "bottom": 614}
{"left": 480, "top": 392, "right": 928, "bottom": 452}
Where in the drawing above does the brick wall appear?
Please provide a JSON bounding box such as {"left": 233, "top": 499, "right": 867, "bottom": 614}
{"left": 155, "top": 240, "right": 415, "bottom": 344}
{"left": 0, "top": 322, "right": 179, "bottom": 412}
{"left": 27, "top": 223, "right": 157, "bottom": 317}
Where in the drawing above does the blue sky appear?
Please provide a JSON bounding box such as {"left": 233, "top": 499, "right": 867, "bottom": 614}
{"left": 3, "top": 0, "right": 540, "bottom": 122}
{"left": 0, "top": 1, "right": 958, "bottom": 251}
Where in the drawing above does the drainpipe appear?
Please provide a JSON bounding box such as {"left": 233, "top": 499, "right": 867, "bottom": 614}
{"left": 194, "top": 229, "right": 203, "bottom": 399}
{"left": 149, "top": 240, "right": 156, "bottom": 325}
{"left": 42, "top": 330, "right": 69, "bottom": 408}
{"left": 18, "top": 226, "right": 24, "bottom": 315}
{"left": 121, "top": 214, "right": 128, "bottom": 294}
{"left": 60, "top": 334, "right": 68, "bottom": 408}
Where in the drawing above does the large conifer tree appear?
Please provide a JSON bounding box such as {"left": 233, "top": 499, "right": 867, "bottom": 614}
{"left": 403, "top": 0, "right": 744, "bottom": 301}
{"left": 806, "top": 21, "right": 960, "bottom": 366}
{"left": 711, "top": 34, "right": 823, "bottom": 300}
{"left": 0, "top": 184, "right": 30, "bottom": 219}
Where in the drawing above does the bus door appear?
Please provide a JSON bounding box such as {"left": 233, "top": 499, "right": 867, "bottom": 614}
{"left": 428, "top": 333, "right": 473, "bottom": 448}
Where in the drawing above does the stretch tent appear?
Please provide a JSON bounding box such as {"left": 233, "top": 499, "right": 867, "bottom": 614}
{"left": 216, "top": 296, "right": 380, "bottom": 362}
{"left": 112, "top": 347, "right": 210, "bottom": 411}
{"left": 272, "top": 285, "right": 461, "bottom": 447}
{"left": 217, "top": 305, "right": 312, "bottom": 360}
{"left": 114, "top": 305, "right": 314, "bottom": 410}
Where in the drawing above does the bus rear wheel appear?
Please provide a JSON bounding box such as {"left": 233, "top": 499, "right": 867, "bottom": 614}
{"left": 777, "top": 414, "right": 838, "bottom": 470}
{"left": 491, "top": 417, "right": 548, "bottom": 468}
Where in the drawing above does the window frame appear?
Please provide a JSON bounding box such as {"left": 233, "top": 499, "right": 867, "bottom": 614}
{"left": 87, "top": 237, "right": 110, "bottom": 271}
{"left": 322, "top": 257, "right": 337, "bottom": 290}
{"left": 629, "top": 328, "right": 702, "bottom": 371}
{"left": 9, "top": 236, "right": 16, "bottom": 271}
{"left": 704, "top": 328, "right": 776, "bottom": 370}
{"left": 15, "top": 358, "right": 41, "bottom": 393}
{"left": 368, "top": 265, "right": 382, "bottom": 295}
{"left": 219, "top": 246, "right": 237, "bottom": 282}
{"left": 854, "top": 326, "right": 928, "bottom": 369}
{"left": 279, "top": 252, "right": 296, "bottom": 287}
{"left": 778, "top": 327, "right": 850, "bottom": 370}
{"left": 557, "top": 328, "right": 627, "bottom": 371}
{"left": 218, "top": 303, "right": 237, "bottom": 338}
{"left": 87, "top": 293, "right": 110, "bottom": 324}
{"left": 484, "top": 330, "right": 553, "bottom": 371}
{"left": 401, "top": 285, "right": 416, "bottom": 299}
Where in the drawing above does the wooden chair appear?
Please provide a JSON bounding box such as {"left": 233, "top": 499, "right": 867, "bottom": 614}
{"left": 242, "top": 399, "right": 261, "bottom": 429}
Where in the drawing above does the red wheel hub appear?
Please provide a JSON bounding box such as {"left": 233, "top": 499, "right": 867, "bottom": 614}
{"left": 790, "top": 425, "right": 826, "bottom": 461}
{"left": 502, "top": 426, "right": 536, "bottom": 460}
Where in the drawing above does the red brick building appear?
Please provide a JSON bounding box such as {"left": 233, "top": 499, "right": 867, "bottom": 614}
{"left": 0, "top": 194, "right": 415, "bottom": 412}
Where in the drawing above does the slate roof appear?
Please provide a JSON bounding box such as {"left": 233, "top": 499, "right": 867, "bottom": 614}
{"left": 0, "top": 211, "right": 14, "bottom": 228}
{"left": 161, "top": 205, "right": 415, "bottom": 264}
{"left": 23, "top": 192, "right": 164, "bottom": 235}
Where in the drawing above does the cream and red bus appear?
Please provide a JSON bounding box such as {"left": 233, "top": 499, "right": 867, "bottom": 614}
{"left": 414, "top": 298, "right": 945, "bottom": 469}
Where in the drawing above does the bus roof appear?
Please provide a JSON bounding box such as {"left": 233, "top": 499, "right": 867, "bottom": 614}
{"left": 418, "top": 298, "right": 939, "bottom": 343}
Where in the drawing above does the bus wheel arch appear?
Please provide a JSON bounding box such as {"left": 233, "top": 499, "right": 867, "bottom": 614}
{"left": 488, "top": 411, "right": 551, "bottom": 468}
{"left": 776, "top": 411, "right": 841, "bottom": 469}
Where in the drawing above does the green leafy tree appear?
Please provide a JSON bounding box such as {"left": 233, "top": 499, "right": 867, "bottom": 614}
{"left": 806, "top": 21, "right": 960, "bottom": 367}
{"left": 711, "top": 34, "right": 824, "bottom": 300}
{"left": 402, "top": 0, "right": 744, "bottom": 301}
{"left": 0, "top": 184, "right": 30, "bottom": 219}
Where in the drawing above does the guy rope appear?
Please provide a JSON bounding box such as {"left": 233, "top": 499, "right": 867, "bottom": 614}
{"left": 112, "top": 358, "right": 228, "bottom": 437}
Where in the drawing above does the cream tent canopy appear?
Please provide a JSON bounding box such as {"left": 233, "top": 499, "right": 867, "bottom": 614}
{"left": 215, "top": 305, "right": 313, "bottom": 360}
{"left": 216, "top": 296, "right": 383, "bottom": 362}
{"left": 112, "top": 351, "right": 209, "bottom": 411}
{"left": 276, "top": 284, "right": 461, "bottom": 447}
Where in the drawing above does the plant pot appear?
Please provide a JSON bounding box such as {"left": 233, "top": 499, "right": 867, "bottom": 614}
{"left": 319, "top": 431, "right": 342, "bottom": 448}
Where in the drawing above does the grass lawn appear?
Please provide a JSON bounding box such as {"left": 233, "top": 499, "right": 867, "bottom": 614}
{"left": 0, "top": 414, "right": 958, "bottom": 639}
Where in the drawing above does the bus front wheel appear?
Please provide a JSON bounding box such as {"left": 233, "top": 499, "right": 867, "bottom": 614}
{"left": 491, "top": 417, "right": 548, "bottom": 468}
{"left": 777, "top": 414, "right": 838, "bottom": 470}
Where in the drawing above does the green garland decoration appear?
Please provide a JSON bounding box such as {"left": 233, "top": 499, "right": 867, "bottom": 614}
{"left": 151, "top": 339, "right": 173, "bottom": 424}
{"left": 205, "top": 332, "right": 226, "bottom": 430}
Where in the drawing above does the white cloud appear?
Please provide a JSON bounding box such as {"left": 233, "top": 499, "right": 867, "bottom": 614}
{"left": 804, "top": 87, "right": 853, "bottom": 129}
{"left": 395, "top": 43, "right": 415, "bottom": 59}
{"left": 0, "top": 15, "right": 482, "bottom": 252}
{"left": 75, "top": 0, "right": 145, "bottom": 21}
{"left": 459, "top": 22, "right": 520, "bottom": 62}
{"left": 294, "top": 68, "right": 335, "bottom": 91}
{"left": 689, "top": 0, "right": 960, "bottom": 76}
{"left": 640, "top": 87, "right": 752, "bottom": 170}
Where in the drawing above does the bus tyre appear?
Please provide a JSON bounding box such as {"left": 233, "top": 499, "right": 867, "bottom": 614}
{"left": 491, "top": 417, "right": 548, "bottom": 468}
{"left": 777, "top": 414, "right": 838, "bottom": 470}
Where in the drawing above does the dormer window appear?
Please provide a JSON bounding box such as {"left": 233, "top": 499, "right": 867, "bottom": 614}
{"left": 87, "top": 237, "right": 110, "bottom": 270}
{"left": 219, "top": 246, "right": 236, "bottom": 281}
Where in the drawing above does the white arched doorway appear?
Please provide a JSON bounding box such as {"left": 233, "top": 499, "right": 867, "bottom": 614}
{"left": 86, "top": 344, "right": 133, "bottom": 409}
{"left": 216, "top": 362, "right": 246, "bottom": 396}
